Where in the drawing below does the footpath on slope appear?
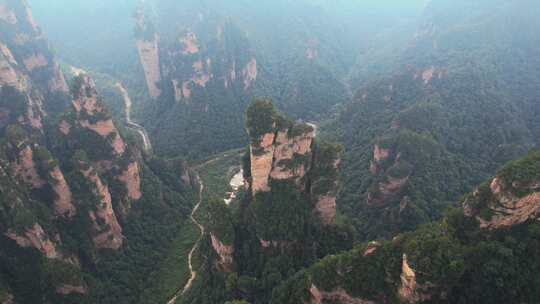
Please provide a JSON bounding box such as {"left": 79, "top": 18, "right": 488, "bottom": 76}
{"left": 116, "top": 82, "right": 153, "bottom": 153}
{"left": 166, "top": 175, "right": 205, "bottom": 304}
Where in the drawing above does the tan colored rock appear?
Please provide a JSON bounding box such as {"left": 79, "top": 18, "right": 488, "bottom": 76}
{"left": 250, "top": 132, "right": 276, "bottom": 194}
{"left": 373, "top": 144, "right": 390, "bottom": 162}
{"left": 182, "top": 80, "right": 191, "bottom": 99}
{"left": 81, "top": 167, "right": 123, "bottom": 249}
{"left": 6, "top": 223, "right": 59, "bottom": 259}
{"left": 0, "top": 5, "right": 17, "bottom": 24}
{"left": 12, "top": 146, "right": 45, "bottom": 188}
{"left": 136, "top": 37, "right": 162, "bottom": 98}
{"left": 422, "top": 67, "right": 435, "bottom": 85}
{"left": 180, "top": 32, "right": 199, "bottom": 54}
{"left": 363, "top": 241, "right": 381, "bottom": 257}
{"left": 1, "top": 292, "right": 14, "bottom": 304}
{"left": 48, "top": 60, "right": 68, "bottom": 93}
{"left": 270, "top": 128, "right": 314, "bottom": 181}
{"left": 172, "top": 79, "right": 182, "bottom": 102}
{"left": 309, "top": 284, "right": 375, "bottom": 304}
{"left": 243, "top": 58, "right": 257, "bottom": 89}
{"left": 56, "top": 284, "right": 87, "bottom": 295}
{"left": 22, "top": 1, "right": 39, "bottom": 32}
{"left": 474, "top": 177, "right": 540, "bottom": 229}
{"left": 398, "top": 254, "right": 418, "bottom": 303}
{"left": 314, "top": 195, "right": 337, "bottom": 226}
{"left": 23, "top": 53, "right": 48, "bottom": 71}
{"left": 59, "top": 120, "right": 71, "bottom": 135}
{"left": 117, "top": 162, "right": 142, "bottom": 201}
{"left": 14, "top": 33, "right": 31, "bottom": 45}
{"left": 210, "top": 233, "right": 234, "bottom": 272}
{"left": 50, "top": 166, "right": 76, "bottom": 218}
{"left": 80, "top": 119, "right": 126, "bottom": 155}
{"left": 0, "top": 53, "right": 22, "bottom": 89}
{"left": 0, "top": 43, "right": 16, "bottom": 65}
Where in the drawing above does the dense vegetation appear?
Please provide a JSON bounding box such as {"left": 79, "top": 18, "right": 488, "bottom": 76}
{"left": 331, "top": 0, "right": 540, "bottom": 241}
{"left": 272, "top": 150, "right": 540, "bottom": 304}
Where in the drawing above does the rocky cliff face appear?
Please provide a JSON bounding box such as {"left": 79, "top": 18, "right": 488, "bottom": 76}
{"left": 309, "top": 284, "right": 375, "bottom": 304}
{"left": 134, "top": 9, "right": 162, "bottom": 99}
{"left": 71, "top": 74, "right": 126, "bottom": 155}
{"left": 79, "top": 162, "right": 123, "bottom": 249}
{"left": 463, "top": 152, "right": 540, "bottom": 229}
{"left": 246, "top": 100, "right": 342, "bottom": 233}
{"left": 5, "top": 223, "right": 58, "bottom": 259}
{"left": 210, "top": 232, "right": 234, "bottom": 272}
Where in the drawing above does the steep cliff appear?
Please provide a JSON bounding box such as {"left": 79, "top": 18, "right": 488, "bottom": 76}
{"left": 463, "top": 151, "right": 540, "bottom": 229}
{"left": 246, "top": 99, "right": 342, "bottom": 231}
{"left": 0, "top": 2, "right": 196, "bottom": 302}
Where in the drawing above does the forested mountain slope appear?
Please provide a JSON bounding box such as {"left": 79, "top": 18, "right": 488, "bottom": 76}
{"left": 272, "top": 150, "right": 540, "bottom": 304}
{"left": 331, "top": 0, "right": 540, "bottom": 240}
{"left": 0, "top": 2, "right": 196, "bottom": 302}
{"left": 28, "top": 0, "right": 426, "bottom": 159}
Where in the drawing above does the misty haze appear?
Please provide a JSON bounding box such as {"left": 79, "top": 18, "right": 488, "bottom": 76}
{"left": 0, "top": 0, "right": 539, "bottom": 303}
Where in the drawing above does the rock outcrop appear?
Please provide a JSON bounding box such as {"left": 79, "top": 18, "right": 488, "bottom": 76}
{"left": 134, "top": 10, "right": 162, "bottom": 98}
{"left": 71, "top": 74, "right": 126, "bottom": 155}
{"left": 117, "top": 161, "right": 142, "bottom": 201}
{"left": 80, "top": 164, "right": 123, "bottom": 249}
{"left": 464, "top": 176, "right": 540, "bottom": 229}
{"left": 249, "top": 132, "right": 276, "bottom": 194}
{"left": 55, "top": 284, "right": 87, "bottom": 296}
{"left": 210, "top": 233, "right": 234, "bottom": 272}
{"left": 5, "top": 223, "right": 59, "bottom": 259}
{"left": 248, "top": 126, "right": 315, "bottom": 195}
{"left": 11, "top": 145, "right": 44, "bottom": 188}
{"left": 242, "top": 58, "right": 257, "bottom": 89}
{"left": 309, "top": 284, "right": 375, "bottom": 304}
{"left": 49, "top": 166, "right": 76, "bottom": 218}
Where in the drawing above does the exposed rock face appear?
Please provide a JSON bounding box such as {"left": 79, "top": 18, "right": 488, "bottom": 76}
{"left": 270, "top": 129, "right": 315, "bottom": 182}
{"left": 136, "top": 37, "right": 162, "bottom": 98}
{"left": 314, "top": 195, "right": 337, "bottom": 226}
{"left": 242, "top": 58, "right": 257, "bottom": 89}
{"left": 210, "top": 233, "right": 234, "bottom": 272}
{"left": 49, "top": 166, "right": 76, "bottom": 218}
{"left": 398, "top": 254, "right": 418, "bottom": 303}
{"left": 58, "top": 120, "right": 71, "bottom": 135}
{"left": 6, "top": 223, "right": 58, "bottom": 259}
{"left": 250, "top": 132, "right": 276, "bottom": 194}
{"left": 72, "top": 75, "right": 126, "bottom": 155}
{"left": 1, "top": 292, "right": 14, "bottom": 304}
{"left": 363, "top": 241, "right": 381, "bottom": 257}
{"left": 249, "top": 126, "right": 316, "bottom": 195}
{"left": 56, "top": 284, "right": 87, "bottom": 296}
{"left": 309, "top": 284, "right": 375, "bottom": 304}
{"left": 373, "top": 144, "right": 391, "bottom": 162}
{"left": 0, "top": 4, "right": 17, "bottom": 24}
{"left": 180, "top": 32, "right": 199, "bottom": 54}
{"left": 80, "top": 166, "right": 123, "bottom": 249}
{"left": 397, "top": 254, "right": 432, "bottom": 303}
{"left": 12, "top": 146, "right": 45, "bottom": 188}
{"left": 422, "top": 67, "right": 435, "bottom": 85}
{"left": 22, "top": 53, "right": 47, "bottom": 71}
{"left": 465, "top": 177, "right": 540, "bottom": 229}
{"left": 0, "top": 43, "right": 24, "bottom": 89}
{"left": 117, "top": 161, "right": 142, "bottom": 201}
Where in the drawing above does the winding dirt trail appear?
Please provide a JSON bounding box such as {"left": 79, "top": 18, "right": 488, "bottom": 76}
{"left": 116, "top": 82, "right": 153, "bottom": 152}
{"left": 166, "top": 175, "right": 205, "bottom": 304}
